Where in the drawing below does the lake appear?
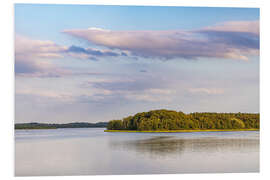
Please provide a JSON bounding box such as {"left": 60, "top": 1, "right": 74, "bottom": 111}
{"left": 15, "top": 128, "right": 259, "bottom": 176}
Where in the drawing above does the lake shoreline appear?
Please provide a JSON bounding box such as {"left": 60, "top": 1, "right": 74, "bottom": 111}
{"left": 104, "top": 129, "right": 259, "bottom": 133}
{"left": 15, "top": 127, "right": 106, "bottom": 130}
{"left": 15, "top": 122, "right": 108, "bottom": 130}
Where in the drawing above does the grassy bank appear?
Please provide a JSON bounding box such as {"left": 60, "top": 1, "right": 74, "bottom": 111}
{"left": 104, "top": 129, "right": 259, "bottom": 133}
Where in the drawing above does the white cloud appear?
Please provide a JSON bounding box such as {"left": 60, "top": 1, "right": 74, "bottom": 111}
{"left": 124, "top": 88, "right": 176, "bottom": 102}
{"left": 188, "top": 88, "right": 224, "bottom": 95}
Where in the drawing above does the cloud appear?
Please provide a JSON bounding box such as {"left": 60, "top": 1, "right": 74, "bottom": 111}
{"left": 15, "top": 35, "right": 67, "bottom": 60}
{"left": 188, "top": 88, "right": 224, "bottom": 95}
{"left": 15, "top": 35, "right": 123, "bottom": 77}
{"left": 65, "top": 45, "right": 125, "bottom": 60}
{"left": 16, "top": 88, "right": 74, "bottom": 102}
{"left": 89, "top": 76, "right": 171, "bottom": 92}
{"left": 15, "top": 85, "right": 115, "bottom": 104}
{"left": 15, "top": 60, "right": 71, "bottom": 78}
{"left": 123, "top": 88, "right": 176, "bottom": 102}
{"left": 15, "top": 35, "right": 71, "bottom": 77}
{"left": 63, "top": 20, "right": 259, "bottom": 61}
{"left": 81, "top": 77, "right": 176, "bottom": 103}
{"left": 202, "top": 20, "right": 259, "bottom": 35}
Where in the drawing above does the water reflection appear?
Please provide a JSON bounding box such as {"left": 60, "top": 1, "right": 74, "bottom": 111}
{"left": 15, "top": 129, "right": 260, "bottom": 176}
{"left": 110, "top": 136, "right": 259, "bottom": 158}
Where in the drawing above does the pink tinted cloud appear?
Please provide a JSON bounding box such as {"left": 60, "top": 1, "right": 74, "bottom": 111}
{"left": 202, "top": 20, "right": 259, "bottom": 35}
{"left": 15, "top": 35, "right": 123, "bottom": 77}
{"left": 15, "top": 35, "right": 71, "bottom": 77}
{"left": 63, "top": 20, "right": 259, "bottom": 61}
{"left": 15, "top": 35, "right": 67, "bottom": 60}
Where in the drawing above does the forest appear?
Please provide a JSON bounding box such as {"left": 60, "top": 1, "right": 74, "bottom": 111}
{"left": 15, "top": 122, "right": 108, "bottom": 129}
{"left": 107, "top": 109, "right": 259, "bottom": 131}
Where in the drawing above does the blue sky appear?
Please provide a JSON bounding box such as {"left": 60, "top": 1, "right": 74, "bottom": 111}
{"left": 15, "top": 4, "right": 259, "bottom": 123}
{"left": 15, "top": 5, "right": 259, "bottom": 44}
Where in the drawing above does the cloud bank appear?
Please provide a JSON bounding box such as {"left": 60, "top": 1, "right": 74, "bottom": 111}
{"left": 15, "top": 20, "right": 259, "bottom": 77}
{"left": 63, "top": 20, "right": 259, "bottom": 61}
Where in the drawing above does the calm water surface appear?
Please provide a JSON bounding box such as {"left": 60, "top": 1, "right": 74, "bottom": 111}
{"left": 15, "top": 128, "right": 259, "bottom": 176}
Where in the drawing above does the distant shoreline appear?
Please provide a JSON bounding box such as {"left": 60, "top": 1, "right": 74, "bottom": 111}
{"left": 15, "top": 127, "right": 107, "bottom": 130}
{"left": 15, "top": 122, "right": 108, "bottom": 130}
{"left": 104, "top": 129, "right": 259, "bottom": 133}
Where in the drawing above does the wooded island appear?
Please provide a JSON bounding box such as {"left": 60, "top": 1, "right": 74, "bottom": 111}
{"left": 106, "top": 109, "right": 259, "bottom": 132}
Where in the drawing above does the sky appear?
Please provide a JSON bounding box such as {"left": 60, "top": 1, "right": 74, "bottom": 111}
{"left": 14, "top": 4, "right": 260, "bottom": 123}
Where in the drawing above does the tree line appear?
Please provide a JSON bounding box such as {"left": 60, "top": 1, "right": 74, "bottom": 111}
{"left": 15, "top": 122, "right": 108, "bottom": 129}
{"left": 107, "top": 109, "right": 259, "bottom": 131}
